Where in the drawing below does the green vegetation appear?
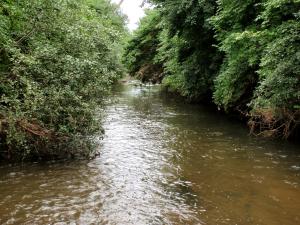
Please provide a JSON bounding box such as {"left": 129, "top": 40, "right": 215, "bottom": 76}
{"left": 0, "top": 0, "right": 127, "bottom": 161}
{"left": 1, "top": 0, "right": 298, "bottom": 162}
{"left": 123, "top": 9, "right": 163, "bottom": 83}
{"left": 123, "top": 0, "right": 300, "bottom": 139}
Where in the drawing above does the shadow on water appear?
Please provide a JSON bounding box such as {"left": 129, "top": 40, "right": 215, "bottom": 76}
{"left": 0, "top": 83, "right": 299, "bottom": 225}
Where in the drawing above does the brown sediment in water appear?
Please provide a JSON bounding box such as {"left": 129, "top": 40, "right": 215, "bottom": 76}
{"left": 0, "top": 83, "right": 299, "bottom": 224}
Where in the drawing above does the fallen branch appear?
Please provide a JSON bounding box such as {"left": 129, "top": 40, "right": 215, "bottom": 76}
{"left": 17, "top": 120, "right": 52, "bottom": 138}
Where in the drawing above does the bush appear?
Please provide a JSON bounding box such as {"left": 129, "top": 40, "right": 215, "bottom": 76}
{"left": 0, "top": 0, "right": 127, "bottom": 160}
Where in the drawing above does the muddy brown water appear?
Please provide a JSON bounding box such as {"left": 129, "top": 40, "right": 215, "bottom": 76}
{"left": 1, "top": 83, "right": 300, "bottom": 225}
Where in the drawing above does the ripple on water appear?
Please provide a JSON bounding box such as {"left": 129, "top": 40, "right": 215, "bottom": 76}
{"left": 0, "top": 84, "right": 300, "bottom": 225}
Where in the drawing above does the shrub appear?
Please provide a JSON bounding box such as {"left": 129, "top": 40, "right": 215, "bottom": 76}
{"left": 0, "top": 0, "right": 127, "bottom": 160}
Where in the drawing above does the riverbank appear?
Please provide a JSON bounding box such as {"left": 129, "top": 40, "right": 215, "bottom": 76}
{"left": 156, "top": 83, "right": 299, "bottom": 143}
{"left": 122, "top": 1, "right": 300, "bottom": 140}
{"left": 0, "top": 0, "right": 128, "bottom": 162}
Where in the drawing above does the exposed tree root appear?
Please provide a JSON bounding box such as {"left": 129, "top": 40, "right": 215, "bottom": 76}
{"left": 248, "top": 108, "right": 300, "bottom": 139}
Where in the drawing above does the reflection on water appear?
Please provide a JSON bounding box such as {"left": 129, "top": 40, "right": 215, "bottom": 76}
{"left": 0, "top": 83, "right": 300, "bottom": 225}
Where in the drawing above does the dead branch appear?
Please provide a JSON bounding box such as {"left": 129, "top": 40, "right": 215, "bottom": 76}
{"left": 17, "top": 120, "right": 52, "bottom": 138}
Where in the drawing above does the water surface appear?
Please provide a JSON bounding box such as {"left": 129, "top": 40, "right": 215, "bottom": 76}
{"left": 1, "top": 83, "right": 300, "bottom": 224}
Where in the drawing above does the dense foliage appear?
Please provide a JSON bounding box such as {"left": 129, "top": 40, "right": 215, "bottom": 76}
{"left": 123, "top": 9, "right": 163, "bottom": 83}
{"left": 124, "top": 0, "right": 222, "bottom": 99}
{"left": 0, "top": 0, "right": 127, "bottom": 160}
{"left": 123, "top": 0, "right": 300, "bottom": 139}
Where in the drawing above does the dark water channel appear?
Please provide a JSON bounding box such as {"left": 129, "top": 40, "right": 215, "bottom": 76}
{"left": 1, "top": 83, "right": 300, "bottom": 225}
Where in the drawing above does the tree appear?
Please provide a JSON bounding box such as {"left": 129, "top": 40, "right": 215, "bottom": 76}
{"left": 124, "top": 0, "right": 300, "bottom": 139}
{"left": 123, "top": 9, "right": 163, "bottom": 83}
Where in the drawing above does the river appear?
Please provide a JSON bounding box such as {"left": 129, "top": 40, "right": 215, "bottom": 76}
{"left": 0, "top": 82, "right": 300, "bottom": 225}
